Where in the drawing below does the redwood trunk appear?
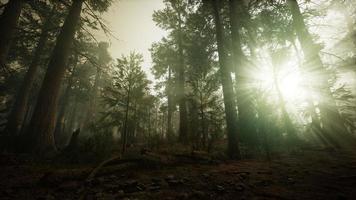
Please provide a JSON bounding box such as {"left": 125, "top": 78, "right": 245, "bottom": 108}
{"left": 0, "top": 0, "right": 23, "bottom": 71}
{"left": 24, "top": 0, "right": 84, "bottom": 153}
{"left": 6, "top": 10, "right": 53, "bottom": 136}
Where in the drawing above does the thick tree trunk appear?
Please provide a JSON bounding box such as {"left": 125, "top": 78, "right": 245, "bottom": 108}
{"left": 0, "top": 0, "right": 23, "bottom": 71}
{"left": 176, "top": 10, "right": 188, "bottom": 144}
{"left": 229, "top": 0, "right": 258, "bottom": 145}
{"left": 287, "top": 0, "right": 352, "bottom": 147}
{"left": 211, "top": 0, "right": 241, "bottom": 159}
{"left": 5, "top": 10, "right": 54, "bottom": 136}
{"left": 24, "top": 0, "right": 84, "bottom": 154}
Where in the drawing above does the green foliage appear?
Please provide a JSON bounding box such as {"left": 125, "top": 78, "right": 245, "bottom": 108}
{"left": 100, "top": 52, "right": 151, "bottom": 132}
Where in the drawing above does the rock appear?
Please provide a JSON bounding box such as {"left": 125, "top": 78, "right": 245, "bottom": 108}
{"left": 165, "top": 174, "right": 175, "bottom": 181}
{"left": 148, "top": 185, "right": 160, "bottom": 192}
{"left": 125, "top": 179, "right": 138, "bottom": 186}
{"left": 182, "top": 177, "right": 190, "bottom": 183}
{"left": 137, "top": 183, "right": 146, "bottom": 191}
{"left": 167, "top": 179, "right": 182, "bottom": 186}
{"left": 117, "top": 190, "right": 124, "bottom": 196}
{"left": 287, "top": 177, "right": 295, "bottom": 184}
{"left": 202, "top": 173, "right": 210, "bottom": 178}
{"left": 165, "top": 174, "right": 184, "bottom": 186}
{"left": 239, "top": 173, "right": 248, "bottom": 180}
{"left": 150, "top": 182, "right": 161, "bottom": 187}
{"left": 216, "top": 185, "right": 225, "bottom": 192}
{"left": 226, "top": 180, "right": 234, "bottom": 185}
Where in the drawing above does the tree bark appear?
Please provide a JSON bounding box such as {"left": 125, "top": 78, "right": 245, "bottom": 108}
{"left": 0, "top": 0, "right": 23, "bottom": 72}
{"left": 174, "top": 4, "right": 189, "bottom": 144}
{"left": 24, "top": 0, "right": 84, "bottom": 154}
{"left": 211, "top": 0, "right": 241, "bottom": 159}
{"left": 166, "top": 65, "right": 174, "bottom": 141}
{"left": 287, "top": 0, "right": 352, "bottom": 147}
{"left": 122, "top": 87, "right": 131, "bottom": 154}
{"left": 5, "top": 8, "right": 54, "bottom": 136}
{"left": 229, "top": 0, "right": 258, "bottom": 145}
{"left": 54, "top": 56, "right": 79, "bottom": 147}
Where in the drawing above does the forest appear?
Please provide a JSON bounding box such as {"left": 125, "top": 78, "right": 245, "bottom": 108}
{"left": 0, "top": 0, "right": 355, "bottom": 199}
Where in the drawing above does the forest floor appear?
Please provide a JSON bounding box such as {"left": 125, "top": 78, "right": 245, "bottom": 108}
{"left": 0, "top": 148, "right": 356, "bottom": 200}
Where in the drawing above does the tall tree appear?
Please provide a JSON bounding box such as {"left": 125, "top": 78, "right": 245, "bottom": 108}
{"left": 210, "top": 0, "right": 241, "bottom": 159}
{"left": 229, "top": 0, "right": 258, "bottom": 145}
{"left": 24, "top": 0, "right": 84, "bottom": 153}
{"left": 102, "top": 52, "right": 149, "bottom": 154}
{"left": 83, "top": 41, "right": 112, "bottom": 128}
{"left": 151, "top": 39, "right": 178, "bottom": 141}
{"left": 171, "top": 0, "right": 188, "bottom": 143}
{"left": 166, "top": 65, "right": 174, "bottom": 141}
{"left": 153, "top": 0, "right": 189, "bottom": 143}
{"left": 0, "top": 0, "right": 23, "bottom": 73}
{"left": 5, "top": 5, "right": 57, "bottom": 136}
{"left": 287, "top": 0, "right": 352, "bottom": 147}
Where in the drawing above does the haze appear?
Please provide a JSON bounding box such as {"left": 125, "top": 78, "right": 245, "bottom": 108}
{"left": 95, "top": 0, "right": 167, "bottom": 80}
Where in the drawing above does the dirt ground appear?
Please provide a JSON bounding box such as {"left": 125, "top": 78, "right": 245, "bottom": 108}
{"left": 0, "top": 149, "right": 356, "bottom": 200}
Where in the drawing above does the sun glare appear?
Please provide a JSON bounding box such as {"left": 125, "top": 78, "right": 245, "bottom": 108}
{"left": 279, "top": 65, "right": 306, "bottom": 102}
{"left": 253, "top": 55, "right": 307, "bottom": 104}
